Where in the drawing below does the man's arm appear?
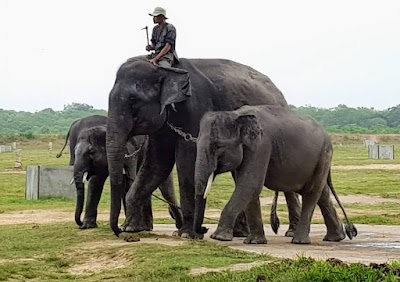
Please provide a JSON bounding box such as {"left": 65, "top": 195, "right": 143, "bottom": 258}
{"left": 149, "top": 43, "right": 171, "bottom": 64}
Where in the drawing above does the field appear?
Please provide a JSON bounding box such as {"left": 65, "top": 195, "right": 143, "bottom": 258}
{"left": 0, "top": 135, "right": 400, "bottom": 281}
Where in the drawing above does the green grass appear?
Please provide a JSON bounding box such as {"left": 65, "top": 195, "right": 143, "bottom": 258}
{"left": 0, "top": 222, "right": 273, "bottom": 281}
{"left": 332, "top": 143, "right": 400, "bottom": 166}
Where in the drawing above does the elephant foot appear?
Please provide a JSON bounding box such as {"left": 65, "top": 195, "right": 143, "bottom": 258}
{"left": 79, "top": 219, "right": 98, "bottom": 229}
{"left": 168, "top": 207, "right": 183, "bottom": 229}
{"left": 210, "top": 227, "right": 233, "bottom": 241}
{"left": 285, "top": 228, "right": 295, "bottom": 237}
{"left": 121, "top": 222, "right": 153, "bottom": 233}
{"left": 243, "top": 234, "right": 267, "bottom": 244}
{"left": 323, "top": 229, "right": 346, "bottom": 242}
{"left": 79, "top": 218, "right": 98, "bottom": 229}
{"left": 291, "top": 235, "right": 311, "bottom": 244}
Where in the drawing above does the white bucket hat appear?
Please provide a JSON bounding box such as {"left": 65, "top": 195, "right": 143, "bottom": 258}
{"left": 149, "top": 7, "right": 168, "bottom": 19}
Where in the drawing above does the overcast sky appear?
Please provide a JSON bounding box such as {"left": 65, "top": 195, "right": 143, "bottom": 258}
{"left": 1, "top": 0, "right": 399, "bottom": 112}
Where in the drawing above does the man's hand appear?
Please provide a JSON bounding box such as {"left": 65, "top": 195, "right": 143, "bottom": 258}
{"left": 145, "top": 45, "right": 153, "bottom": 52}
{"left": 149, "top": 58, "right": 158, "bottom": 65}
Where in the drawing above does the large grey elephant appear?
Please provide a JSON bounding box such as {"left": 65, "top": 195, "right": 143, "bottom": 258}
{"left": 193, "top": 105, "right": 357, "bottom": 244}
{"left": 106, "top": 56, "right": 300, "bottom": 237}
{"left": 73, "top": 125, "right": 183, "bottom": 230}
{"left": 56, "top": 115, "right": 107, "bottom": 165}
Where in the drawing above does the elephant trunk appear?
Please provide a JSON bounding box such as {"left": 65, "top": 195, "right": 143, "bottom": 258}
{"left": 193, "top": 149, "right": 215, "bottom": 234}
{"left": 73, "top": 169, "right": 85, "bottom": 227}
{"left": 193, "top": 195, "right": 207, "bottom": 234}
{"left": 106, "top": 117, "right": 129, "bottom": 237}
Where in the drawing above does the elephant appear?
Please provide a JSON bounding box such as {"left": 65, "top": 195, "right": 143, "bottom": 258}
{"left": 73, "top": 125, "right": 183, "bottom": 230}
{"left": 56, "top": 115, "right": 107, "bottom": 165}
{"left": 193, "top": 105, "right": 358, "bottom": 244}
{"left": 106, "top": 55, "right": 301, "bottom": 237}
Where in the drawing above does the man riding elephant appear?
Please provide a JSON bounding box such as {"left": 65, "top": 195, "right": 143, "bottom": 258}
{"left": 106, "top": 56, "right": 301, "bottom": 237}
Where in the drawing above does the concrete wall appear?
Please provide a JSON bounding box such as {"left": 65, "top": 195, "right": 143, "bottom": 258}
{"left": 0, "top": 145, "right": 12, "bottom": 153}
{"left": 368, "top": 145, "right": 395, "bottom": 160}
{"left": 26, "top": 166, "right": 76, "bottom": 200}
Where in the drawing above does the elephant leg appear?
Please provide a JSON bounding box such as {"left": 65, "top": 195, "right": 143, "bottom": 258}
{"left": 123, "top": 135, "right": 176, "bottom": 233}
{"left": 121, "top": 172, "right": 153, "bottom": 232}
{"left": 318, "top": 184, "right": 345, "bottom": 242}
{"left": 292, "top": 163, "right": 330, "bottom": 244}
{"left": 211, "top": 156, "right": 267, "bottom": 242}
{"left": 158, "top": 173, "right": 183, "bottom": 229}
{"left": 243, "top": 197, "right": 267, "bottom": 244}
{"left": 233, "top": 212, "right": 250, "bottom": 237}
{"left": 175, "top": 142, "right": 197, "bottom": 237}
{"left": 284, "top": 192, "right": 301, "bottom": 237}
{"left": 81, "top": 174, "right": 107, "bottom": 229}
{"left": 230, "top": 171, "right": 250, "bottom": 237}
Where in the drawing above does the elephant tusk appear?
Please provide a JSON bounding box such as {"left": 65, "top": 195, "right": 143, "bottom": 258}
{"left": 83, "top": 172, "right": 88, "bottom": 183}
{"left": 69, "top": 177, "right": 75, "bottom": 185}
{"left": 203, "top": 172, "right": 214, "bottom": 199}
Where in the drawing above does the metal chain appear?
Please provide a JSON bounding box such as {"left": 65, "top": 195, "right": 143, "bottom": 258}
{"left": 166, "top": 121, "right": 198, "bottom": 143}
{"left": 124, "top": 136, "right": 148, "bottom": 158}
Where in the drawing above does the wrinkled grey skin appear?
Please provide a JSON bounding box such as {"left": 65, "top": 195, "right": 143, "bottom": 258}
{"left": 56, "top": 115, "right": 107, "bottom": 165}
{"left": 73, "top": 125, "right": 183, "bottom": 230}
{"left": 194, "top": 105, "right": 357, "bottom": 244}
{"left": 106, "top": 56, "right": 300, "bottom": 237}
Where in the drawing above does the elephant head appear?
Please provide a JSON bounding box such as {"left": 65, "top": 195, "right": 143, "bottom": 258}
{"left": 193, "top": 111, "right": 262, "bottom": 233}
{"left": 106, "top": 59, "right": 191, "bottom": 236}
{"left": 73, "top": 126, "right": 108, "bottom": 227}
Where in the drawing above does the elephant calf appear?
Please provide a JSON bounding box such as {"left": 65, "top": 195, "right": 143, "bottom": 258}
{"left": 56, "top": 115, "right": 107, "bottom": 165}
{"left": 73, "top": 125, "right": 183, "bottom": 231}
{"left": 193, "top": 105, "right": 357, "bottom": 244}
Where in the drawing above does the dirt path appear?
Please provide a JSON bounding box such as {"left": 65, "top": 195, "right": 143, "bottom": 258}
{"left": 1, "top": 194, "right": 399, "bottom": 226}
{"left": 152, "top": 224, "right": 400, "bottom": 265}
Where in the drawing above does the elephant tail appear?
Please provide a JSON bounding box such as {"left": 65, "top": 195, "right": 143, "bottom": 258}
{"left": 56, "top": 125, "right": 73, "bottom": 158}
{"left": 270, "top": 191, "right": 280, "bottom": 234}
{"left": 327, "top": 170, "right": 358, "bottom": 239}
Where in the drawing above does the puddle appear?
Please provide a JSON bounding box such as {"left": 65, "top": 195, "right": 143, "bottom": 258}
{"left": 354, "top": 242, "right": 400, "bottom": 249}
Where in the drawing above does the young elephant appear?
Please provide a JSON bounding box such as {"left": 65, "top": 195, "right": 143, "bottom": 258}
{"left": 73, "top": 125, "right": 183, "bottom": 230}
{"left": 193, "top": 105, "right": 357, "bottom": 244}
{"left": 56, "top": 115, "right": 107, "bottom": 165}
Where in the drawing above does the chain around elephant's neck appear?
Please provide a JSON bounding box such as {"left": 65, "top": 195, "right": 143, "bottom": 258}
{"left": 166, "top": 121, "right": 197, "bottom": 143}
{"left": 124, "top": 136, "right": 148, "bottom": 158}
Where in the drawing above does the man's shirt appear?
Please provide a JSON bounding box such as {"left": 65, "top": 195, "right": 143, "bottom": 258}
{"left": 151, "top": 23, "right": 177, "bottom": 55}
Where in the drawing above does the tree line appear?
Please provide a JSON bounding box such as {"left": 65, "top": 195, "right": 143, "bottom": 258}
{"left": 0, "top": 103, "right": 399, "bottom": 137}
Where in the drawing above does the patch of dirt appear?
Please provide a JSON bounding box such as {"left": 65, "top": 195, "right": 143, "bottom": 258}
{"left": 332, "top": 164, "right": 400, "bottom": 170}
{"left": 0, "top": 258, "right": 37, "bottom": 265}
{"left": 189, "top": 261, "right": 268, "bottom": 276}
{"left": 0, "top": 210, "right": 111, "bottom": 226}
{"left": 1, "top": 193, "right": 398, "bottom": 226}
{"left": 260, "top": 194, "right": 400, "bottom": 207}
{"left": 65, "top": 238, "right": 186, "bottom": 275}
{"left": 66, "top": 248, "right": 132, "bottom": 275}
{"left": 0, "top": 209, "right": 220, "bottom": 226}
{"left": 0, "top": 170, "right": 26, "bottom": 174}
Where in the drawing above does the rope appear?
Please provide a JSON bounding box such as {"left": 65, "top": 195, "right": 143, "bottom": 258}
{"left": 151, "top": 193, "right": 219, "bottom": 223}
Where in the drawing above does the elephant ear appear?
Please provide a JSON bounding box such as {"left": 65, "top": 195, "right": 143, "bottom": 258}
{"left": 158, "top": 66, "right": 191, "bottom": 115}
{"left": 237, "top": 115, "right": 262, "bottom": 148}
